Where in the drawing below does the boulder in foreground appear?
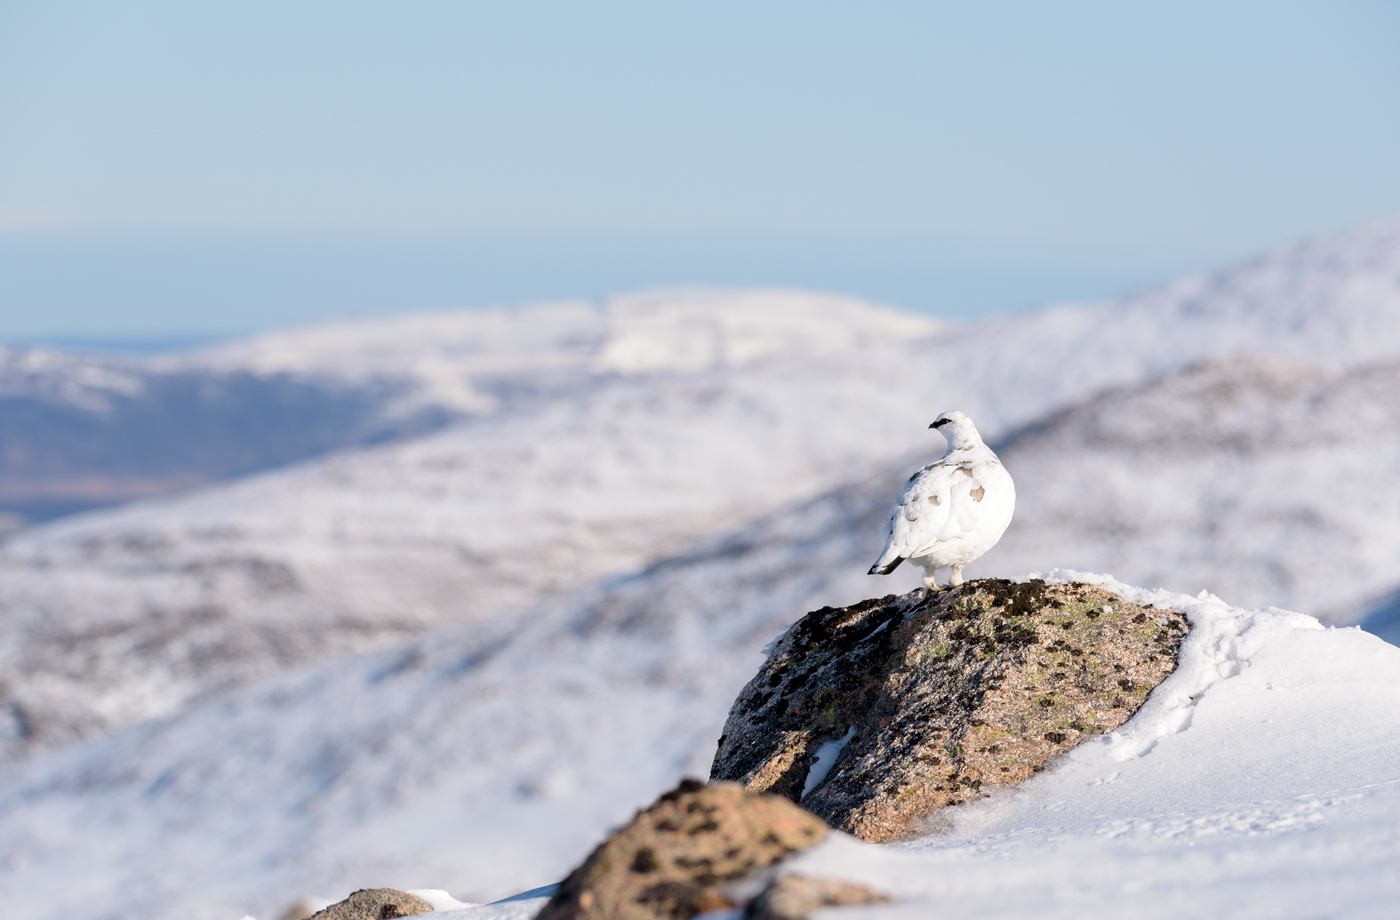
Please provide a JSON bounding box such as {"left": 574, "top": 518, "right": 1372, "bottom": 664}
{"left": 307, "top": 888, "right": 434, "bottom": 920}
{"left": 710, "top": 579, "right": 1188, "bottom": 841}
{"left": 537, "top": 779, "right": 829, "bottom": 920}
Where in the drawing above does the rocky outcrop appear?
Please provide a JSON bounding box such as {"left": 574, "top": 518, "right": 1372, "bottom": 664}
{"left": 711, "top": 579, "right": 1188, "bottom": 841}
{"left": 306, "top": 888, "right": 433, "bottom": 920}
{"left": 537, "top": 779, "right": 829, "bottom": 920}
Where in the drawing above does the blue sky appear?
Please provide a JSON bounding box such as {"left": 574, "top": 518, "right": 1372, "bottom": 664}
{"left": 2, "top": 1, "right": 1398, "bottom": 343}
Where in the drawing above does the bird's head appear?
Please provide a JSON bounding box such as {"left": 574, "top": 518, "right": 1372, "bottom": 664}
{"left": 929, "top": 410, "right": 983, "bottom": 453}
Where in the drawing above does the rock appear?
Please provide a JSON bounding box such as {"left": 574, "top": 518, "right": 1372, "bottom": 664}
{"left": 745, "top": 875, "right": 890, "bottom": 920}
{"left": 537, "top": 778, "right": 829, "bottom": 920}
{"left": 306, "top": 888, "right": 434, "bottom": 920}
{"left": 710, "top": 579, "right": 1188, "bottom": 842}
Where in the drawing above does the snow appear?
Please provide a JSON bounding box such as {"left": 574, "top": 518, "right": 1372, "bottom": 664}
{"left": 0, "top": 473, "right": 911, "bottom": 920}
{"left": 0, "top": 346, "right": 147, "bottom": 412}
{"left": 4, "top": 218, "right": 1400, "bottom": 919}
{"left": 6, "top": 486, "right": 1399, "bottom": 920}
{"left": 7, "top": 218, "right": 1400, "bottom": 762}
{"left": 779, "top": 575, "right": 1400, "bottom": 919}
{"left": 171, "top": 288, "right": 940, "bottom": 418}
{"left": 992, "top": 356, "right": 1400, "bottom": 620}
{"left": 802, "top": 727, "right": 857, "bottom": 800}
{"left": 19, "top": 567, "right": 1400, "bottom": 919}
{"left": 0, "top": 293, "right": 945, "bottom": 758}
{"left": 431, "top": 886, "right": 557, "bottom": 920}
{"left": 406, "top": 889, "right": 479, "bottom": 911}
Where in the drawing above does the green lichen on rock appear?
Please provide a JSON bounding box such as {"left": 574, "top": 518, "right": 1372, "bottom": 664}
{"left": 709, "top": 579, "right": 1188, "bottom": 842}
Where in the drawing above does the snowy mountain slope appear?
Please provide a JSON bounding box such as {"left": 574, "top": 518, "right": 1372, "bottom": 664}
{"left": 2, "top": 478, "right": 1396, "bottom": 920}
{"left": 7, "top": 346, "right": 1398, "bottom": 765}
{"left": 0, "top": 348, "right": 446, "bottom": 524}
{"left": 0, "top": 354, "right": 936, "bottom": 760}
{"left": 0, "top": 347, "right": 146, "bottom": 411}
{"left": 989, "top": 356, "right": 1400, "bottom": 621}
{"left": 173, "top": 288, "right": 941, "bottom": 414}
{"left": 948, "top": 214, "right": 1400, "bottom": 425}
{"left": 0, "top": 290, "right": 936, "bottom": 525}
{"left": 4, "top": 217, "right": 1400, "bottom": 763}
{"left": 0, "top": 470, "right": 915, "bottom": 920}
{"left": 0, "top": 291, "right": 939, "bottom": 756}
{"left": 176, "top": 216, "right": 1400, "bottom": 417}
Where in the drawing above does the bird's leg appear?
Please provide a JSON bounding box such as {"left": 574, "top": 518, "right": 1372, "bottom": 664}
{"left": 948, "top": 565, "right": 965, "bottom": 587}
{"left": 921, "top": 569, "right": 942, "bottom": 598}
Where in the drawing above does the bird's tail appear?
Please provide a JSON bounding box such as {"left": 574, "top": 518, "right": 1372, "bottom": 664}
{"left": 868, "top": 554, "right": 905, "bottom": 576}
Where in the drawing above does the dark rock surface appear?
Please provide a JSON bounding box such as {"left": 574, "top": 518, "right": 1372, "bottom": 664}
{"left": 306, "top": 888, "right": 433, "bottom": 920}
{"left": 744, "top": 874, "right": 889, "bottom": 920}
{"left": 711, "top": 579, "right": 1188, "bottom": 842}
{"left": 537, "top": 779, "right": 828, "bottom": 920}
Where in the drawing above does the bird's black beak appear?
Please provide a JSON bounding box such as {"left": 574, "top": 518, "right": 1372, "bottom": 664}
{"left": 930, "top": 419, "right": 949, "bottom": 429}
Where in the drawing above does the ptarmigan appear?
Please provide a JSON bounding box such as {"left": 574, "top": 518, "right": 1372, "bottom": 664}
{"left": 868, "top": 410, "right": 1015, "bottom": 593}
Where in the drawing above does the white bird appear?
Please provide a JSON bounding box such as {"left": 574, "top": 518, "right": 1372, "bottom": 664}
{"left": 868, "top": 410, "right": 1016, "bottom": 594}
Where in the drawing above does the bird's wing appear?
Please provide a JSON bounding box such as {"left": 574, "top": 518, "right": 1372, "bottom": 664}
{"left": 883, "top": 461, "right": 995, "bottom": 559}
{"left": 871, "top": 451, "right": 1015, "bottom": 575}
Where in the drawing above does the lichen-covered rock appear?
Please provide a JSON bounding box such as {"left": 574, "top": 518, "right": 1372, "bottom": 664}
{"left": 307, "top": 888, "right": 433, "bottom": 920}
{"left": 537, "top": 779, "right": 828, "bottom": 920}
{"left": 744, "top": 875, "right": 890, "bottom": 920}
{"left": 710, "top": 579, "right": 1188, "bottom": 842}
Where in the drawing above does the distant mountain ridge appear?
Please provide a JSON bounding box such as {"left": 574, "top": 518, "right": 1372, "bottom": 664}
{"left": 0, "top": 289, "right": 934, "bottom": 525}
{"left": 1, "top": 217, "right": 1399, "bottom": 766}
{"left": 0, "top": 352, "right": 446, "bottom": 523}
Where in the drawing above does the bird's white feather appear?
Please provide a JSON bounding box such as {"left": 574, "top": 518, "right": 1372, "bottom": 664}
{"left": 870, "top": 411, "right": 1015, "bottom": 585}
